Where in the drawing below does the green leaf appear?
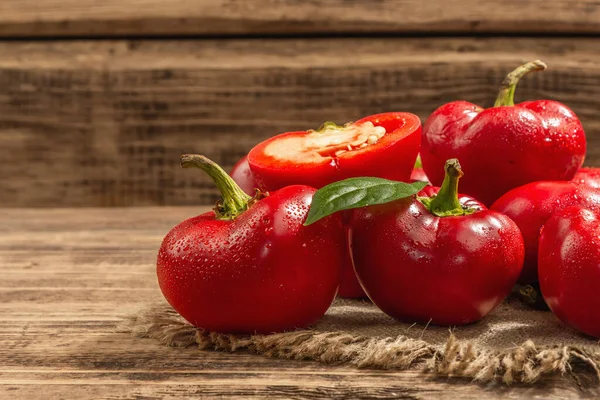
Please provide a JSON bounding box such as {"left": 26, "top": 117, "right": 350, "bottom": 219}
{"left": 304, "top": 177, "right": 427, "bottom": 226}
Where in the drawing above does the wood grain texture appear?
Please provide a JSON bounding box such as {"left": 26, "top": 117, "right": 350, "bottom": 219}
{"left": 1, "top": 0, "right": 600, "bottom": 37}
{"left": 1, "top": 38, "right": 600, "bottom": 207}
{"left": 0, "top": 207, "right": 598, "bottom": 399}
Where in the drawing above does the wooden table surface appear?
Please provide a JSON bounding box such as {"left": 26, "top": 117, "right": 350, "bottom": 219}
{"left": 1, "top": 207, "right": 598, "bottom": 399}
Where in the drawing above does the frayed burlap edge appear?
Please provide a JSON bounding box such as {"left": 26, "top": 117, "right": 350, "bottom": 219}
{"left": 117, "top": 305, "right": 600, "bottom": 385}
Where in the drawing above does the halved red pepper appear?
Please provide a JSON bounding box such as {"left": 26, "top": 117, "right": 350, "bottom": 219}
{"left": 247, "top": 112, "right": 421, "bottom": 190}
{"left": 247, "top": 112, "right": 421, "bottom": 299}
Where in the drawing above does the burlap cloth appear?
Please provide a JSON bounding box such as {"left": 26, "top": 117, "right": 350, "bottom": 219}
{"left": 121, "top": 295, "right": 600, "bottom": 385}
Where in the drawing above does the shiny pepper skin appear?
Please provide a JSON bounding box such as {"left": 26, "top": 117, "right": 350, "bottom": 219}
{"left": 491, "top": 181, "right": 600, "bottom": 283}
{"left": 539, "top": 207, "right": 600, "bottom": 338}
{"left": 231, "top": 157, "right": 366, "bottom": 298}
{"left": 573, "top": 167, "right": 600, "bottom": 190}
{"left": 351, "top": 160, "right": 524, "bottom": 326}
{"left": 157, "top": 185, "right": 344, "bottom": 333}
{"left": 230, "top": 159, "right": 367, "bottom": 299}
{"left": 157, "top": 156, "right": 345, "bottom": 334}
{"left": 421, "top": 61, "right": 586, "bottom": 206}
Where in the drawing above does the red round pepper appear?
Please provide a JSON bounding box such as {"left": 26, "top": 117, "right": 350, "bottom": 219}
{"left": 572, "top": 167, "right": 600, "bottom": 190}
{"left": 491, "top": 181, "right": 600, "bottom": 283}
{"left": 247, "top": 112, "right": 421, "bottom": 299}
{"left": 539, "top": 206, "right": 600, "bottom": 338}
{"left": 351, "top": 159, "right": 524, "bottom": 326}
{"left": 231, "top": 158, "right": 366, "bottom": 298}
{"left": 247, "top": 112, "right": 421, "bottom": 190}
{"left": 157, "top": 155, "right": 345, "bottom": 333}
{"left": 230, "top": 156, "right": 366, "bottom": 299}
{"left": 230, "top": 155, "right": 258, "bottom": 196}
{"left": 229, "top": 153, "right": 366, "bottom": 297}
{"left": 421, "top": 60, "right": 586, "bottom": 206}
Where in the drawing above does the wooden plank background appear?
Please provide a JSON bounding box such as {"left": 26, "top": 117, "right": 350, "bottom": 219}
{"left": 1, "top": 0, "right": 600, "bottom": 36}
{"left": 1, "top": 1, "right": 600, "bottom": 208}
{"left": 1, "top": 39, "right": 599, "bottom": 207}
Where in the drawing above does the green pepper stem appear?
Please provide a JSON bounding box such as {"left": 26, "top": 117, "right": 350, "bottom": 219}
{"left": 414, "top": 154, "right": 422, "bottom": 169}
{"left": 427, "top": 159, "right": 463, "bottom": 215}
{"left": 181, "top": 154, "right": 252, "bottom": 220}
{"left": 419, "top": 159, "right": 475, "bottom": 217}
{"left": 494, "top": 60, "right": 547, "bottom": 107}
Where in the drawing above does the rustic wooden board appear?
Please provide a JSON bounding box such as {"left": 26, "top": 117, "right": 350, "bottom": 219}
{"left": 0, "top": 207, "right": 598, "bottom": 399}
{"left": 1, "top": 0, "right": 600, "bottom": 37}
{"left": 1, "top": 38, "right": 600, "bottom": 207}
